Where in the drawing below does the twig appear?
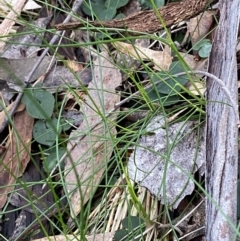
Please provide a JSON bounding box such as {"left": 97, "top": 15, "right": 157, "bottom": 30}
{"left": 0, "top": 0, "right": 84, "bottom": 133}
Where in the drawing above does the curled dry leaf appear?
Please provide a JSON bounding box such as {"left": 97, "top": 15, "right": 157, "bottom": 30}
{"left": 64, "top": 51, "right": 122, "bottom": 219}
{"left": 0, "top": 109, "right": 34, "bottom": 208}
{"left": 128, "top": 114, "right": 205, "bottom": 208}
{"left": 188, "top": 11, "right": 214, "bottom": 47}
{"left": 113, "top": 41, "right": 172, "bottom": 71}
{"left": 179, "top": 53, "right": 208, "bottom": 95}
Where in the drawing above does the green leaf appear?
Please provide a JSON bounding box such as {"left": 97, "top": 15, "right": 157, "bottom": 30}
{"left": 192, "top": 38, "right": 211, "bottom": 51}
{"left": 121, "top": 216, "right": 145, "bottom": 229}
{"left": 198, "top": 42, "right": 212, "bottom": 58}
{"left": 43, "top": 147, "right": 66, "bottom": 173}
{"left": 22, "top": 88, "right": 55, "bottom": 119}
{"left": 154, "top": 0, "right": 165, "bottom": 7}
{"left": 114, "top": 229, "right": 128, "bottom": 241}
{"left": 33, "top": 118, "right": 62, "bottom": 146}
{"left": 114, "top": 216, "right": 146, "bottom": 241}
{"left": 105, "top": 0, "right": 128, "bottom": 8}
{"left": 98, "top": 6, "right": 116, "bottom": 20}
{"left": 115, "top": 13, "right": 125, "bottom": 19}
{"left": 60, "top": 117, "right": 72, "bottom": 131}
{"left": 140, "top": 0, "right": 165, "bottom": 9}
{"left": 147, "top": 89, "right": 180, "bottom": 106}
{"left": 82, "top": 0, "right": 105, "bottom": 17}
{"left": 82, "top": 0, "right": 129, "bottom": 20}
{"left": 150, "top": 61, "right": 189, "bottom": 95}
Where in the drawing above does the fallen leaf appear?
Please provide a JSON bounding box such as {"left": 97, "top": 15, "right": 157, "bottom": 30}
{"left": 43, "top": 66, "right": 92, "bottom": 93}
{"left": 65, "top": 51, "right": 122, "bottom": 219}
{"left": 113, "top": 41, "right": 172, "bottom": 71}
{"left": 0, "top": 56, "right": 54, "bottom": 91}
{"left": 188, "top": 11, "right": 214, "bottom": 47}
{"left": 128, "top": 114, "right": 205, "bottom": 209}
{"left": 0, "top": 101, "right": 14, "bottom": 125}
{"left": 0, "top": 108, "right": 34, "bottom": 208}
{"left": 180, "top": 52, "right": 206, "bottom": 70}
{"left": 65, "top": 60, "right": 83, "bottom": 72}
{"left": 188, "top": 81, "right": 205, "bottom": 95}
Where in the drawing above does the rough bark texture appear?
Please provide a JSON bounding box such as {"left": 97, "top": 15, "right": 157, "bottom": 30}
{"left": 56, "top": 0, "right": 218, "bottom": 33}
{"left": 206, "top": 0, "right": 240, "bottom": 240}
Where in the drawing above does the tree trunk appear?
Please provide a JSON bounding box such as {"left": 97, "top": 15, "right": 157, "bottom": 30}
{"left": 206, "top": 0, "right": 240, "bottom": 240}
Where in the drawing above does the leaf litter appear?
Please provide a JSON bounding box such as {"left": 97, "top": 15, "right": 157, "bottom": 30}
{"left": 128, "top": 114, "right": 205, "bottom": 208}
{"left": 0, "top": 0, "right": 222, "bottom": 240}
{"left": 64, "top": 50, "right": 122, "bottom": 220}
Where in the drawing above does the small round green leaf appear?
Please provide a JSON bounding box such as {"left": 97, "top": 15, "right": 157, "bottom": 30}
{"left": 198, "top": 42, "right": 212, "bottom": 58}
{"left": 114, "top": 229, "right": 128, "bottom": 241}
{"left": 114, "top": 216, "right": 146, "bottom": 241}
{"left": 22, "top": 88, "right": 55, "bottom": 119}
{"left": 33, "top": 118, "right": 62, "bottom": 146}
{"left": 150, "top": 61, "right": 189, "bottom": 95}
{"left": 121, "top": 216, "right": 145, "bottom": 229}
{"left": 105, "top": 0, "right": 128, "bottom": 8}
{"left": 192, "top": 38, "right": 211, "bottom": 51}
{"left": 82, "top": 0, "right": 105, "bottom": 17}
{"left": 82, "top": 0, "right": 127, "bottom": 20}
{"left": 43, "top": 147, "right": 66, "bottom": 173}
{"left": 154, "top": 0, "right": 165, "bottom": 7}
{"left": 98, "top": 7, "right": 116, "bottom": 20}
{"left": 140, "top": 0, "right": 165, "bottom": 9}
{"left": 147, "top": 88, "right": 180, "bottom": 106}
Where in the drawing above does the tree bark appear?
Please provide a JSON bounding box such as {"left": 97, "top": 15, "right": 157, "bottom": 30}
{"left": 206, "top": 0, "right": 240, "bottom": 240}
{"left": 55, "top": 0, "right": 218, "bottom": 33}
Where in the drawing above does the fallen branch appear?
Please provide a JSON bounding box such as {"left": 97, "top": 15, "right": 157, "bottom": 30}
{"left": 206, "top": 0, "right": 240, "bottom": 240}
{"left": 55, "top": 0, "right": 218, "bottom": 33}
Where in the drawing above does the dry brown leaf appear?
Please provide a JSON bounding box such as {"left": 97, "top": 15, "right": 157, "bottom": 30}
{"left": 0, "top": 102, "right": 14, "bottom": 125}
{"left": 0, "top": 109, "right": 34, "bottom": 208}
{"left": 180, "top": 52, "right": 204, "bottom": 70}
{"left": 179, "top": 53, "right": 208, "bottom": 95}
{"left": 0, "top": 103, "right": 25, "bottom": 128}
{"left": 0, "top": 56, "right": 54, "bottom": 87}
{"left": 113, "top": 41, "right": 172, "bottom": 71}
{"left": 65, "top": 60, "right": 83, "bottom": 72}
{"left": 188, "top": 81, "right": 205, "bottom": 95}
{"left": 32, "top": 232, "right": 115, "bottom": 241}
{"left": 15, "top": 103, "right": 26, "bottom": 112}
{"left": 65, "top": 51, "right": 122, "bottom": 219}
{"left": 188, "top": 11, "right": 214, "bottom": 47}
